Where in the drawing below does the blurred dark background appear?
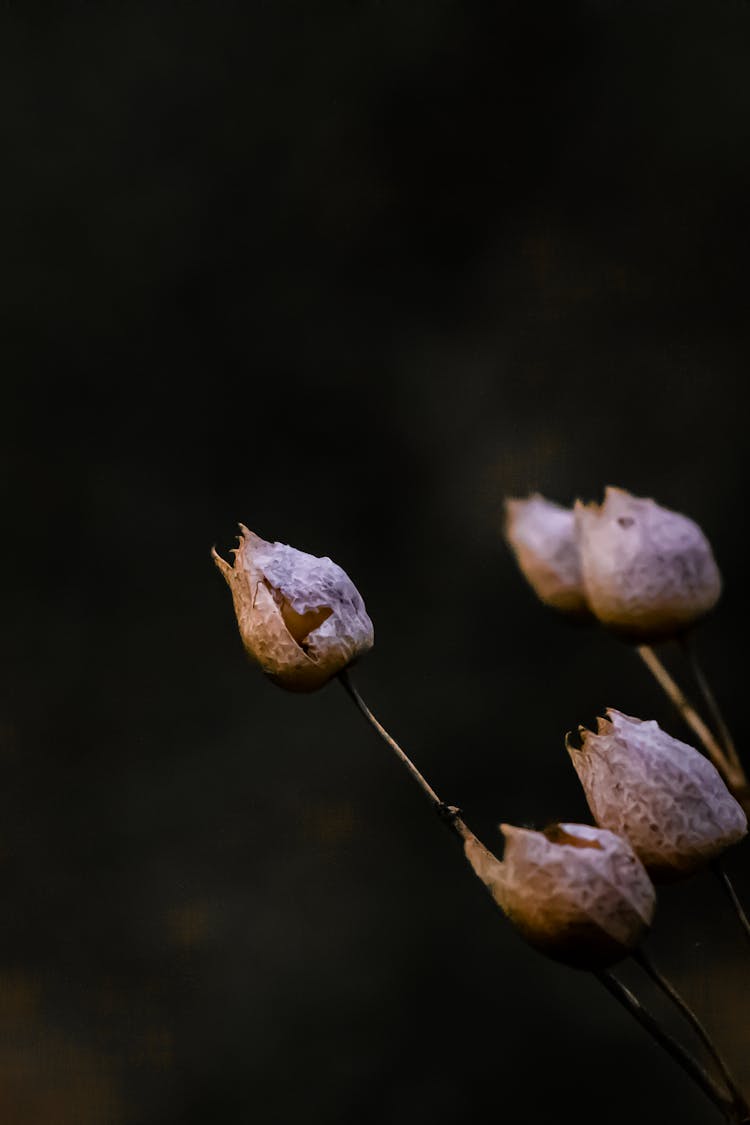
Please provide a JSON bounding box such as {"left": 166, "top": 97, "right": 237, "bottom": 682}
{"left": 2, "top": 1, "right": 750, "bottom": 1121}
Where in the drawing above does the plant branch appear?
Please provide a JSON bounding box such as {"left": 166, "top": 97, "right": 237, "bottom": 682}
{"left": 633, "top": 948, "right": 749, "bottom": 1118}
{"left": 636, "top": 645, "right": 743, "bottom": 789}
{"left": 712, "top": 861, "right": 750, "bottom": 947}
{"left": 337, "top": 669, "right": 474, "bottom": 844}
{"left": 338, "top": 670, "right": 747, "bottom": 1118}
{"left": 595, "top": 969, "right": 739, "bottom": 1122}
{"left": 681, "top": 635, "right": 743, "bottom": 775}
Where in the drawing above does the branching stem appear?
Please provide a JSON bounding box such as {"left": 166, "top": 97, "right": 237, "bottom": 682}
{"left": 595, "top": 970, "right": 740, "bottom": 1122}
{"left": 337, "top": 669, "right": 473, "bottom": 844}
{"left": 712, "top": 861, "right": 750, "bottom": 947}
{"left": 681, "top": 635, "right": 743, "bottom": 774}
{"left": 636, "top": 645, "right": 744, "bottom": 790}
{"left": 339, "top": 668, "right": 748, "bottom": 1121}
{"left": 634, "top": 949, "right": 749, "bottom": 1118}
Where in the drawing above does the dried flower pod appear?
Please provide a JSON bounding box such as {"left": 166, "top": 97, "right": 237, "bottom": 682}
{"left": 213, "top": 526, "right": 374, "bottom": 692}
{"left": 504, "top": 495, "right": 590, "bottom": 618}
{"left": 465, "top": 822, "right": 655, "bottom": 969}
{"left": 568, "top": 710, "right": 747, "bottom": 880}
{"left": 574, "top": 487, "right": 721, "bottom": 640}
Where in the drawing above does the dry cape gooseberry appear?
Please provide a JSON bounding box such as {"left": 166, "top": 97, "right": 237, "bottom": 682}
{"left": 213, "top": 526, "right": 374, "bottom": 692}
{"left": 568, "top": 710, "right": 747, "bottom": 880}
{"left": 504, "top": 495, "right": 590, "bottom": 618}
{"left": 574, "top": 488, "right": 721, "bottom": 641}
{"left": 464, "top": 822, "right": 656, "bottom": 969}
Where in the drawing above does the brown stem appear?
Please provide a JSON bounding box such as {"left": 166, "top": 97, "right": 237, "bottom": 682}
{"left": 634, "top": 948, "right": 749, "bottom": 1119}
{"left": 337, "top": 669, "right": 474, "bottom": 845}
{"left": 636, "top": 645, "right": 745, "bottom": 792}
{"left": 596, "top": 970, "right": 740, "bottom": 1122}
{"left": 681, "top": 635, "right": 743, "bottom": 775}
{"left": 712, "top": 861, "right": 750, "bottom": 947}
{"left": 339, "top": 669, "right": 746, "bottom": 1120}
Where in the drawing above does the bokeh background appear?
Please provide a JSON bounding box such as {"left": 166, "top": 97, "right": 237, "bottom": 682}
{"left": 3, "top": 1, "right": 750, "bottom": 1121}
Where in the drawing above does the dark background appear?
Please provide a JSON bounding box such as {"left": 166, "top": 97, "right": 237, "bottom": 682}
{"left": 2, "top": 1, "right": 750, "bottom": 1122}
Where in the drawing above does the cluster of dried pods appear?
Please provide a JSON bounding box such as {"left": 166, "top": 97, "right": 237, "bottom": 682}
{"left": 213, "top": 488, "right": 749, "bottom": 1123}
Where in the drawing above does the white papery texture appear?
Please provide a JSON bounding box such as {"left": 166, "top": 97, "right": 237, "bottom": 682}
{"left": 575, "top": 487, "right": 721, "bottom": 639}
{"left": 504, "top": 495, "right": 590, "bottom": 616}
{"left": 465, "top": 822, "right": 655, "bottom": 968}
{"left": 569, "top": 710, "right": 747, "bottom": 879}
{"left": 213, "top": 526, "right": 374, "bottom": 691}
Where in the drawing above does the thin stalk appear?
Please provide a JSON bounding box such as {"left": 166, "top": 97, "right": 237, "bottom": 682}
{"left": 681, "top": 635, "right": 743, "bottom": 775}
{"left": 712, "top": 861, "right": 750, "bottom": 947}
{"left": 636, "top": 645, "right": 741, "bottom": 788}
{"left": 340, "top": 669, "right": 745, "bottom": 1119}
{"left": 337, "top": 669, "right": 473, "bottom": 844}
{"left": 595, "top": 970, "right": 738, "bottom": 1122}
{"left": 634, "top": 948, "right": 749, "bottom": 1118}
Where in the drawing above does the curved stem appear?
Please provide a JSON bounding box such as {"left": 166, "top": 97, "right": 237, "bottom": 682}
{"left": 596, "top": 970, "right": 739, "bottom": 1121}
{"left": 339, "top": 670, "right": 745, "bottom": 1118}
{"left": 681, "top": 635, "right": 743, "bottom": 774}
{"left": 634, "top": 949, "right": 749, "bottom": 1118}
{"left": 636, "top": 645, "right": 741, "bottom": 788}
{"left": 337, "top": 669, "right": 474, "bottom": 844}
{"left": 712, "top": 861, "right": 750, "bottom": 947}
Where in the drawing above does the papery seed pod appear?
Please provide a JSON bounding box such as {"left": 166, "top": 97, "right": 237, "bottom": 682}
{"left": 504, "top": 495, "right": 590, "bottom": 618}
{"left": 568, "top": 710, "right": 747, "bottom": 880}
{"left": 465, "top": 822, "right": 655, "bottom": 969}
{"left": 213, "top": 526, "right": 374, "bottom": 692}
{"left": 574, "top": 487, "right": 721, "bottom": 641}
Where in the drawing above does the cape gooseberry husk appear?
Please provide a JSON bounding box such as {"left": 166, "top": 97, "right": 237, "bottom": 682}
{"left": 568, "top": 710, "right": 747, "bottom": 880}
{"left": 504, "top": 495, "right": 591, "bottom": 619}
{"left": 574, "top": 488, "right": 721, "bottom": 642}
{"left": 213, "top": 526, "right": 374, "bottom": 692}
{"left": 465, "top": 822, "right": 656, "bottom": 969}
